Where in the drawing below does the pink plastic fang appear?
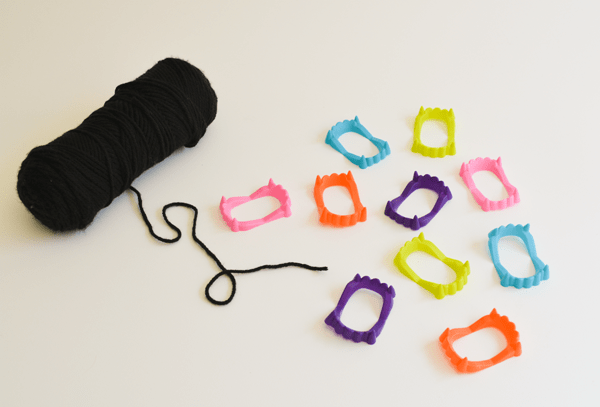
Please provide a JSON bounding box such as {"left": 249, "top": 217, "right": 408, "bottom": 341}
{"left": 220, "top": 179, "right": 292, "bottom": 232}
{"left": 459, "top": 157, "right": 520, "bottom": 211}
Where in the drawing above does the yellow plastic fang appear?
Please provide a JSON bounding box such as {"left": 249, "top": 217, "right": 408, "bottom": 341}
{"left": 412, "top": 107, "right": 456, "bottom": 158}
{"left": 393, "top": 233, "right": 469, "bottom": 299}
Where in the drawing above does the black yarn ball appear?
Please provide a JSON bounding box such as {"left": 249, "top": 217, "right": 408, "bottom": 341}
{"left": 17, "top": 58, "right": 217, "bottom": 232}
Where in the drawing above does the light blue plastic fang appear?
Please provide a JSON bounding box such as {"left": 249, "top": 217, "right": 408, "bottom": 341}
{"left": 488, "top": 224, "right": 549, "bottom": 289}
{"left": 325, "top": 116, "right": 391, "bottom": 169}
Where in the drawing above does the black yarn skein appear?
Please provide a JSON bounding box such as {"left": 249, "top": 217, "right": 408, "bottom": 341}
{"left": 17, "top": 58, "right": 217, "bottom": 232}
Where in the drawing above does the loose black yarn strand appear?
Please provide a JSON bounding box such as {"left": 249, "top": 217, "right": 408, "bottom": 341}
{"left": 129, "top": 186, "right": 327, "bottom": 305}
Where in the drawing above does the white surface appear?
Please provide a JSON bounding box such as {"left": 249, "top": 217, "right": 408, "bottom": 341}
{"left": 1, "top": 1, "right": 599, "bottom": 406}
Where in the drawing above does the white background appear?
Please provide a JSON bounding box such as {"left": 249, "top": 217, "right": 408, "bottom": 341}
{"left": 1, "top": 0, "right": 599, "bottom": 406}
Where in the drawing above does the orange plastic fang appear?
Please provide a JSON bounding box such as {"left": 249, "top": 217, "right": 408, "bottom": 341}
{"left": 439, "top": 309, "right": 522, "bottom": 373}
{"left": 314, "top": 171, "right": 367, "bottom": 227}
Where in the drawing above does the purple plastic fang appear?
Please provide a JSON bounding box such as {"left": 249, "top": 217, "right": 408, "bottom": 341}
{"left": 325, "top": 274, "right": 395, "bottom": 345}
{"left": 384, "top": 171, "right": 452, "bottom": 230}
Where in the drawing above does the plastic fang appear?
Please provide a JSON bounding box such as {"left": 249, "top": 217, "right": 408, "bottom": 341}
{"left": 325, "top": 116, "right": 391, "bottom": 169}
{"left": 412, "top": 107, "right": 456, "bottom": 158}
{"left": 393, "top": 233, "right": 470, "bottom": 299}
{"left": 459, "top": 157, "right": 520, "bottom": 211}
{"left": 314, "top": 171, "right": 367, "bottom": 227}
{"left": 488, "top": 223, "right": 549, "bottom": 289}
{"left": 325, "top": 274, "right": 395, "bottom": 345}
{"left": 220, "top": 179, "right": 292, "bottom": 232}
{"left": 439, "top": 309, "right": 522, "bottom": 373}
{"left": 384, "top": 171, "right": 452, "bottom": 230}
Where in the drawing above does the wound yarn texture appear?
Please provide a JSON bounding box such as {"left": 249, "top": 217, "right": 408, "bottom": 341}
{"left": 17, "top": 58, "right": 217, "bottom": 232}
